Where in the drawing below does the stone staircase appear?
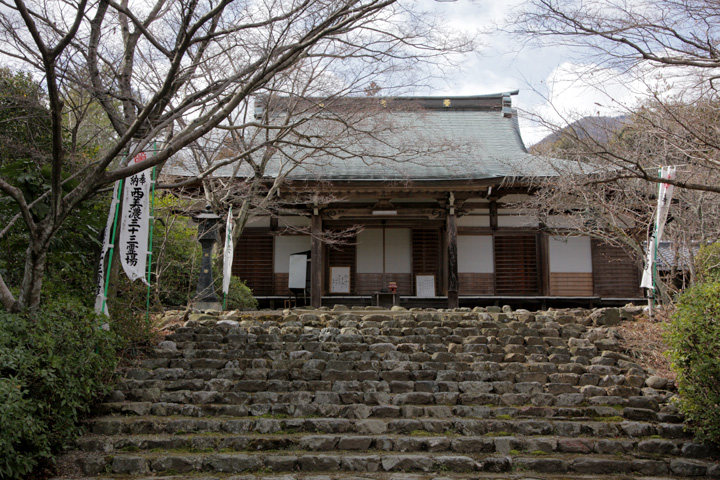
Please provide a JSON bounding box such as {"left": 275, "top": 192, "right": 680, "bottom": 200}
{"left": 57, "top": 306, "right": 720, "bottom": 479}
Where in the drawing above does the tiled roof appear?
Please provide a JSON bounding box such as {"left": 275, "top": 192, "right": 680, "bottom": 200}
{"left": 655, "top": 241, "right": 698, "bottom": 271}
{"left": 166, "top": 94, "right": 567, "bottom": 182}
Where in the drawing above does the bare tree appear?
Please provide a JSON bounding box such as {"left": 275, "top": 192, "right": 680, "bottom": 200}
{"left": 523, "top": 107, "right": 720, "bottom": 302}
{"left": 513, "top": 0, "right": 720, "bottom": 194}
{"left": 0, "top": 0, "right": 474, "bottom": 312}
{"left": 504, "top": 0, "right": 720, "bottom": 301}
{"left": 172, "top": 101, "right": 452, "bottom": 228}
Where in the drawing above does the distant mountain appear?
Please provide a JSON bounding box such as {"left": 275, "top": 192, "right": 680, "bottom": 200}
{"left": 531, "top": 115, "right": 630, "bottom": 151}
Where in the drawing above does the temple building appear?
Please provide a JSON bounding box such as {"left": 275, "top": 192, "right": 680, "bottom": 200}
{"left": 173, "top": 93, "right": 643, "bottom": 309}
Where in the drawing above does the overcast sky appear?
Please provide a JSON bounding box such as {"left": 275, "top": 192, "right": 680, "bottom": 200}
{"left": 417, "top": 0, "right": 637, "bottom": 146}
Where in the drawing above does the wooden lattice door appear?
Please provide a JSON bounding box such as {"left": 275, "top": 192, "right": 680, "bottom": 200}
{"left": 412, "top": 228, "right": 440, "bottom": 295}
{"left": 232, "top": 229, "right": 274, "bottom": 295}
{"left": 494, "top": 234, "right": 540, "bottom": 295}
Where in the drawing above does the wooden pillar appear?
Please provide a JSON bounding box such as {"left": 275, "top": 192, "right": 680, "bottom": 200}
{"left": 538, "top": 233, "right": 550, "bottom": 296}
{"left": 447, "top": 209, "right": 459, "bottom": 309}
{"left": 489, "top": 200, "right": 498, "bottom": 230}
{"left": 311, "top": 211, "right": 323, "bottom": 308}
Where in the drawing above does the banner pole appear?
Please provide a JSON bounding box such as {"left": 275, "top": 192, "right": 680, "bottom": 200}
{"left": 102, "top": 179, "right": 124, "bottom": 316}
{"left": 656, "top": 167, "right": 665, "bottom": 299}
{"left": 650, "top": 167, "right": 663, "bottom": 317}
{"left": 145, "top": 146, "right": 157, "bottom": 325}
{"left": 221, "top": 207, "right": 234, "bottom": 311}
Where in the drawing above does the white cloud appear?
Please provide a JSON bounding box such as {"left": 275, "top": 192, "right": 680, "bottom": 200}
{"left": 518, "top": 62, "right": 646, "bottom": 144}
{"left": 411, "top": 0, "right": 669, "bottom": 145}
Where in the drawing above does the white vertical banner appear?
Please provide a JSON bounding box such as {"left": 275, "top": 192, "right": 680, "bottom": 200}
{"left": 119, "top": 152, "right": 151, "bottom": 284}
{"left": 641, "top": 166, "right": 677, "bottom": 289}
{"left": 222, "top": 207, "right": 234, "bottom": 296}
{"left": 94, "top": 180, "right": 121, "bottom": 317}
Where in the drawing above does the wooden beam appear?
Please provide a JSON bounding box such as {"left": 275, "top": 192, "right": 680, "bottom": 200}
{"left": 323, "top": 207, "right": 445, "bottom": 220}
{"left": 311, "top": 212, "right": 323, "bottom": 308}
{"left": 447, "top": 212, "right": 459, "bottom": 309}
{"left": 279, "top": 180, "right": 499, "bottom": 196}
{"left": 489, "top": 201, "right": 498, "bottom": 230}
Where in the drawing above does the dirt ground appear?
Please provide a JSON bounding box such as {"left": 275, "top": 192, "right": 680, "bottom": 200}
{"left": 614, "top": 307, "right": 676, "bottom": 381}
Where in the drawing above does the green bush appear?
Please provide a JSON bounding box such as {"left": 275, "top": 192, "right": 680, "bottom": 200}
{"left": 219, "top": 275, "right": 258, "bottom": 311}
{"left": 106, "top": 194, "right": 199, "bottom": 345}
{"left": 0, "top": 300, "right": 118, "bottom": 478}
{"left": 151, "top": 194, "right": 200, "bottom": 307}
{"left": 0, "top": 160, "right": 110, "bottom": 310}
{"left": 695, "top": 241, "right": 720, "bottom": 283}
{"left": 665, "top": 281, "right": 720, "bottom": 444}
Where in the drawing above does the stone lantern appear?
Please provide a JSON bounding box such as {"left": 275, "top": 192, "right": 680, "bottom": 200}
{"left": 193, "top": 205, "right": 221, "bottom": 310}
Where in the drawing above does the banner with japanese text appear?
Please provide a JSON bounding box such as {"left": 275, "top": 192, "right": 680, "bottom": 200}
{"left": 119, "top": 152, "right": 151, "bottom": 284}
{"left": 222, "top": 207, "right": 234, "bottom": 296}
{"left": 641, "top": 166, "right": 676, "bottom": 289}
{"left": 94, "top": 180, "right": 121, "bottom": 317}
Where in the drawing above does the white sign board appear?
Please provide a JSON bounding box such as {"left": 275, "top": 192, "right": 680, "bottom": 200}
{"left": 330, "top": 266, "right": 351, "bottom": 293}
{"left": 288, "top": 253, "right": 308, "bottom": 289}
{"left": 416, "top": 275, "right": 435, "bottom": 298}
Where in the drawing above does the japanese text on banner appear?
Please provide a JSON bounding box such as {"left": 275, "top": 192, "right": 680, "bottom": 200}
{"left": 119, "top": 152, "right": 151, "bottom": 284}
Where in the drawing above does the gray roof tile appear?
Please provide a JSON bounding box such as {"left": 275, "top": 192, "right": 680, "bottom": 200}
{"left": 167, "top": 95, "right": 567, "bottom": 182}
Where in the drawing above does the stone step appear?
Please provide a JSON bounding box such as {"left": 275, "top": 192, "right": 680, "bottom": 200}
{"left": 73, "top": 451, "right": 719, "bottom": 477}
{"left": 138, "top": 342, "right": 619, "bottom": 357}
{"left": 113, "top": 390, "right": 668, "bottom": 414}
{"left": 128, "top": 351, "right": 655, "bottom": 380}
{"left": 115, "top": 366, "right": 666, "bottom": 390}
{"left": 86, "top": 415, "right": 689, "bottom": 440}
{"left": 163, "top": 334, "right": 591, "bottom": 349}
{"left": 113, "top": 386, "right": 658, "bottom": 408}
{"left": 126, "top": 373, "right": 647, "bottom": 394}
{"left": 161, "top": 331, "right": 603, "bottom": 349}
{"left": 113, "top": 385, "right": 666, "bottom": 411}
{"left": 95, "top": 400, "right": 683, "bottom": 426}
{"left": 74, "top": 432, "right": 716, "bottom": 459}
{"left": 123, "top": 360, "right": 646, "bottom": 379}
{"left": 162, "top": 323, "right": 596, "bottom": 343}
{"left": 49, "top": 473, "right": 720, "bottom": 480}
{"left": 59, "top": 306, "right": 716, "bottom": 480}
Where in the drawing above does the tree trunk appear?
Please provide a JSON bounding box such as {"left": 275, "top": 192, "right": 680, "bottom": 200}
{"left": 0, "top": 274, "right": 16, "bottom": 311}
{"left": 14, "top": 242, "right": 49, "bottom": 312}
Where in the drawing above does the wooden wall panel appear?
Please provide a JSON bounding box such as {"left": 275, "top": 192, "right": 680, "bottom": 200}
{"left": 459, "top": 273, "right": 495, "bottom": 295}
{"left": 549, "top": 272, "right": 593, "bottom": 296}
{"left": 326, "top": 241, "right": 357, "bottom": 295}
{"left": 273, "top": 273, "right": 291, "bottom": 296}
{"left": 412, "top": 228, "right": 440, "bottom": 295}
{"left": 356, "top": 273, "right": 412, "bottom": 295}
{"left": 232, "top": 229, "right": 274, "bottom": 295}
{"left": 494, "top": 234, "right": 540, "bottom": 295}
{"left": 355, "top": 273, "right": 381, "bottom": 294}
{"left": 592, "top": 240, "right": 642, "bottom": 297}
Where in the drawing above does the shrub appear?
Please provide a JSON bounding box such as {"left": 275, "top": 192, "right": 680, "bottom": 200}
{"left": 0, "top": 300, "right": 118, "bottom": 478}
{"left": 218, "top": 275, "right": 258, "bottom": 311}
{"left": 105, "top": 194, "right": 200, "bottom": 346}
{"left": 665, "top": 281, "right": 720, "bottom": 444}
{"left": 695, "top": 241, "right": 720, "bottom": 283}
{"left": 151, "top": 194, "right": 201, "bottom": 307}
